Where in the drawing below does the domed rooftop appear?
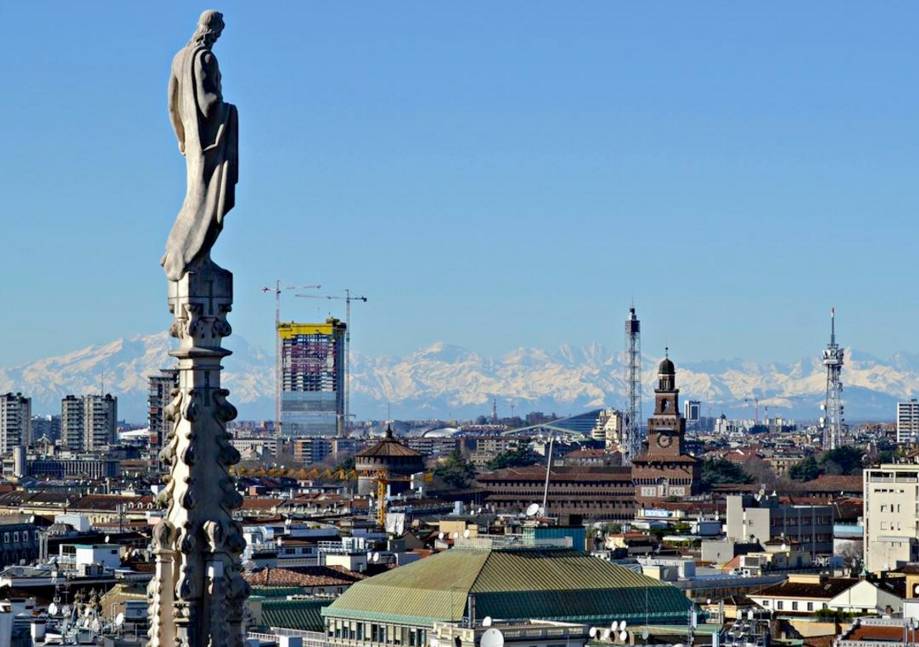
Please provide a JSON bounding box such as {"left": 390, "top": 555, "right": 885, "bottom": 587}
{"left": 658, "top": 355, "right": 675, "bottom": 375}
{"left": 356, "top": 424, "right": 422, "bottom": 459}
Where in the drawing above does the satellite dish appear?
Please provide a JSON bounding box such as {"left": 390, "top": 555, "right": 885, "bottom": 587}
{"left": 372, "top": 552, "right": 380, "bottom": 563}
{"left": 620, "top": 621, "right": 627, "bottom": 631}
{"left": 481, "top": 628, "right": 504, "bottom": 647}
{"left": 526, "top": 503, "right": 540, "bottom": 517}
{"left": 115, "top": 613, "right": 125, "bottom": 627}
{"left": 48, "top": 603, "right": 58, "bottom": 616}
{"left": 589, "top": 628, "right": 597, "bottom": 638}
{"left": 619, "top": 631, "right": 628, "bottom": 642}
{"left": 61, "top": 605, "right": 71, "bottom": 617}
{"left": 601, "top": 630, "right": 611, "bottom": 641}
{"left": 463, "top": 529, "right": 471, "bottom": 538}
{"left": 641, "top": 630, "right": 649, "bottom": 641}
{"left": 483, "top": 617, "right": 493, "bottom": 628}
{"left": 438, "top": 532, "right": 445, "bottom": 540}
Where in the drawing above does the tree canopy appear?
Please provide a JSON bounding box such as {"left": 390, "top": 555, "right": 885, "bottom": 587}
{"left": 486, "top": 446, "right": 539, "bottom": 470}
{"left": 433, "top": 450, "right": 476, "bottom": 489}
{"left": 788, "top": 446, "right": 865, "bottom": 481}
{"left": 700, "top": 458, "right": 753, "bottom": 490}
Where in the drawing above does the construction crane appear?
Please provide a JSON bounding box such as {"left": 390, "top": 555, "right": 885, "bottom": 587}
{"left": 375, "top": 470, "right": 389, "bottom": 528}
{"left": 296, "top": 289, "right": 368, "bottom": 435}
{"left": 261, "top": 281, "right": 321, "bottom": 443}
{"left": 744, "top": 396, "right": 763, "bottom": 426}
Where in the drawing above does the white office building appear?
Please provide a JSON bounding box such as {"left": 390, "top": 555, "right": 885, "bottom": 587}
{"left": 864, "top": 463, "right": 919, "bottom": 573}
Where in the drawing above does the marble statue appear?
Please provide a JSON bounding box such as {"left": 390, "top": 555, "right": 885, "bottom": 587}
{"left": 162, "top": 9, "right": 238, "bottom": 282}
{"left": 149, "top": 11, "right": 248, "bottom": 647}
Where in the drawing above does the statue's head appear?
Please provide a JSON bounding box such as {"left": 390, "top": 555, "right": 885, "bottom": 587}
{"left": 191, "top": 10, "right": 225, "bottom": 47}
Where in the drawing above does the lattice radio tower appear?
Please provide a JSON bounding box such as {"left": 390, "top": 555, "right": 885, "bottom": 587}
{"left": 821, "top": 307, "right": 845, "bottom": 449}
{"left": 623, "top": 306, "right": 643, "bottom": 464}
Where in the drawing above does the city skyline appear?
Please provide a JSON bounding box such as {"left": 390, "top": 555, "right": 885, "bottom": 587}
{"left": 3, "top": 3, "right": 919, "bottom": 368}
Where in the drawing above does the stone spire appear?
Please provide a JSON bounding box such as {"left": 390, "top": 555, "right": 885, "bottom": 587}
{"left": 147, "top": 257, "right": 249, "bottom": 647}
{"left": 149, "top": 10, "right": 248, "bottom": 647}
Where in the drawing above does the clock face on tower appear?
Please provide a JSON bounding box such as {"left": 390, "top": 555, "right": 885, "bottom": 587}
{"left": 656, "top": 433, "right": 673, "bottom": 448}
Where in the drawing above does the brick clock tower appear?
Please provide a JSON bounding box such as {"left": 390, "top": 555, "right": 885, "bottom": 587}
{"left": 632, "top": 352, "right": 700, "bottom": 505}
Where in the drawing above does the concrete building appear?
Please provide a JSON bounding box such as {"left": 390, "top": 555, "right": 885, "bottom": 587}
{"left": 279, "top": 319, "right": 346, "bottom": 437}
{"left": 478, "top": 465, "right": 634, "bottom": 521}
{"left": 725, "top": 494, "right": 834, "bottom": 556}
{"left": 684, "top": 400, "right": 701, "bottom": 427}
{"left": 898, "top": 399, "right": 919, "bottom": 444}
{"left": 864, "top": 463, "right": 919, "bottom": 573}
{"left": 24, "top": 453, "right": 121, "bottom": 479}
{"left": 590, "top": 408, "right": 622, "bottom": 449}
{"left": 293, "top": 436, "right": 333, "bottom": 464}
{"left": 148, "top": 368, "right": 178, "bottom": 448}
{"left": 0, "top": 516, "right": 41, "bottom": 568}
{"left": 230, "top": 436, "right": 278, "bottom": 459}
{"left": 0, "top": 393, "right": 31, "bottom": 453}
{"left": 61, "top": 395, "right": 84, "bottom": 451}
{"left": 61, "top": 394, "right": 117, "bottom": 451}
{"left": 748, "top": 574, "right": 855, "bottom": 615}
{"left": 31, "top": 415, "right": 60, "bottom": 443}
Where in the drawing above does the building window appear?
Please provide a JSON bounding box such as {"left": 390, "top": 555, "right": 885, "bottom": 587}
{"left": 777, "top": 601, "right": 784, "bottom": 610}
{"left": 792, "top": 601, "right": 798, "bottom": 611}
{"left": 807, "top": 602, "right": 813, "bottom": 611}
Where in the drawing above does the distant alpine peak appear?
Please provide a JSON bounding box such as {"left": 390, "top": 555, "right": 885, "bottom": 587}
{"left": 0, "top": 335, "right": 912, "bottom": 422}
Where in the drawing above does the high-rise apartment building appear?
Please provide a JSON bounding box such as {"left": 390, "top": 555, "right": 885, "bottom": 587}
{"left": 684, "top": 400, "right": 701, "bottom": 425}
{"left": 864, "top": 463, "right": 919, "bottom": 573}
{"left": 279, "top": 319, "right": 346, "bottom": 437}
{"left": 31, "top": 415, "right": 61, "bottom": 442}
{"left": 0, "top": 393, "right": 31, "bottom": 453}
{"left": 897, "top": 400, "right": 919, "bottom": 444}
{"left": 61, "top": 394, "right": 117, "bottom": 451}
{"left": 61, "top": 395, "right": 84, "bottom": 451}
{"left": 590, "top": 408, "right": 623, "bottom": 450}
{"left": 148, "top": 369, "right": 179, "bottom": 448}
{"left": 292, "top": 437, "right": 333, "bottom": 464}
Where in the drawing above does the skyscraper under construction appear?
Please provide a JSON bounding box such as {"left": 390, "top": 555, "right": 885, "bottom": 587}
{"left": 279, "top": 319, "right": 347, "bottom": 437}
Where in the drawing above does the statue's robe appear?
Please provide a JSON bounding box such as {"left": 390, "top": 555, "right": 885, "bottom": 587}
{"left": 162, "top": 42, "right": 238, "bottom": 281}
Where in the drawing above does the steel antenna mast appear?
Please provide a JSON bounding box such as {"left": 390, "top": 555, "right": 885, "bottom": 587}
{"left": 821, "top": 307, "right": 845, "bottom": 449}
{"left": 623, "top": 306, "right": 643, "bottom": 464}
{"left": 261, "top": 281, "right": 320, "bottom": 443}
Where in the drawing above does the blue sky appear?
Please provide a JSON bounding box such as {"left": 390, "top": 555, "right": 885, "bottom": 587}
{"left": 1, "top": 2, "right": 917, "bottom": 367}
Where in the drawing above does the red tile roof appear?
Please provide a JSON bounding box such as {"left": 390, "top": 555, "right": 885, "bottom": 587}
{"left": 848, "top": 626, "right": 905, "bottom": 642}
{"left": 244, "top": 566, "right": 364, "bottom": 588}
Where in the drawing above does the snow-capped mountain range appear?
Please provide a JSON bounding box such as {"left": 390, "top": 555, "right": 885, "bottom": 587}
{"left": 1, "top": 333, "right": 916, "bottom": 423}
